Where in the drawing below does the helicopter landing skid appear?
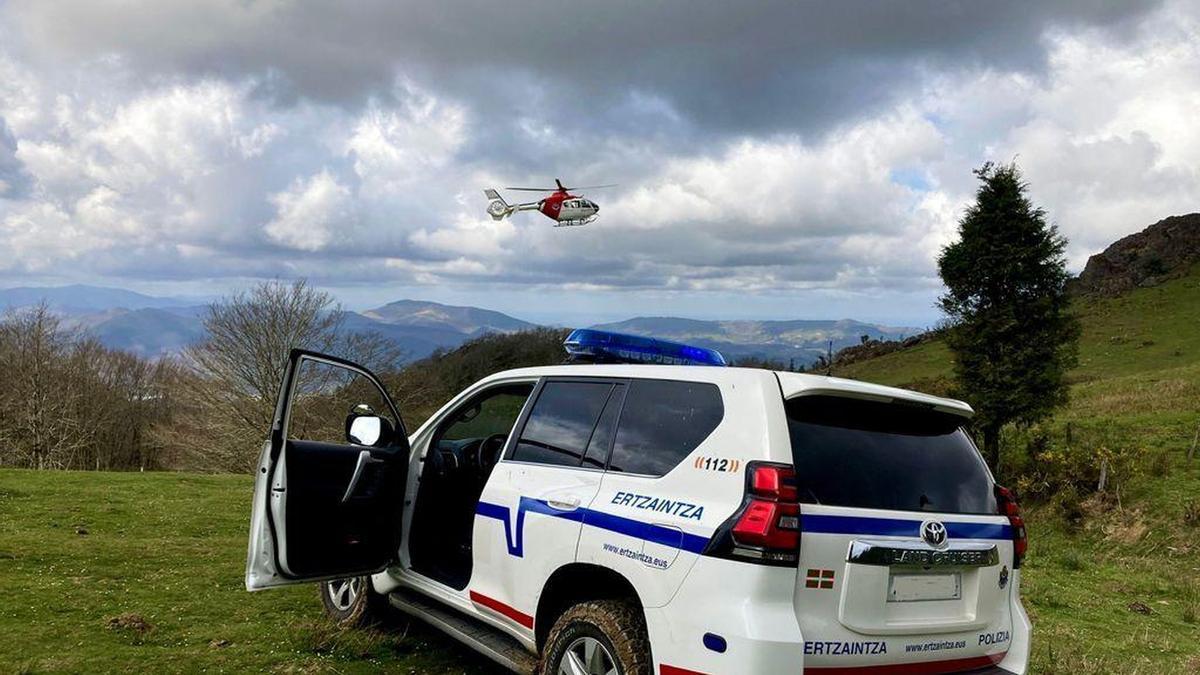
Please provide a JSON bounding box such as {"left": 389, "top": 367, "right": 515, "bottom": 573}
{"left": 554, "top": 216, "right": 597, "bottom": 227}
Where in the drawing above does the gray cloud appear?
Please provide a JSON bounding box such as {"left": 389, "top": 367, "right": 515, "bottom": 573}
{"left": 0, "top": 117, "right": 30, "bottom": 199}
{"left": 5, "top": 1, "right": 1159, "bottom": 138}
{"left": 0, "top": 0, "right": 1197, "bottom": 325}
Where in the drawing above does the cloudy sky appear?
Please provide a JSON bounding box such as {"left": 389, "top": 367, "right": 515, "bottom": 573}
{"left": 1, "top": 1, "right": 1197, "bottom": 326}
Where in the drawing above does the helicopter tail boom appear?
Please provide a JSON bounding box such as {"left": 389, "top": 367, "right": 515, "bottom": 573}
{"left": 484, "top": 189, "right": 539, "bottom": 220}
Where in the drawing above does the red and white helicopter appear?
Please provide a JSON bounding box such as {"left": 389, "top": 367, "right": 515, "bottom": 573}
{"left": 484, "top": 179, "right": 615, "bottom": 227}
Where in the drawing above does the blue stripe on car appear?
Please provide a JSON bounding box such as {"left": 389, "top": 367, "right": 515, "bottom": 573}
{"left": 476, "top": 500, "right": 1012, "bottom": 559}
{"left": 475, "top": 497, "right": 707, "bottom": 557}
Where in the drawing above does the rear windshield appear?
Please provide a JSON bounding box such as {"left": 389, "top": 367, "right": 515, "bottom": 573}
{"left": 786, "top": 395, "right": 996, "bottom": 515}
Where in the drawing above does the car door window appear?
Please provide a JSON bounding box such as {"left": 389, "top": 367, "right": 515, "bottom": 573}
{"left": 511, "top": 380, "right": 614, "bottom": 468}
{"left": 286, "top": 359, "right": 398, "bottom": 445}
{"left": 608, "top": 379, "right": 723, "bottom": 476}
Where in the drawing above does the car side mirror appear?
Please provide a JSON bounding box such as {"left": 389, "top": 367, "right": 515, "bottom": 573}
{"left": 345, "top": 406, "right": 394, "bottom": 447}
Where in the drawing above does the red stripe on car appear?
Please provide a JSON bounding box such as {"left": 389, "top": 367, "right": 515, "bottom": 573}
{"left": 660, "top": 665, "right": 708, "bottom": 675}
{"left": 468, "top": 590, "right": 534, "bottom": 629}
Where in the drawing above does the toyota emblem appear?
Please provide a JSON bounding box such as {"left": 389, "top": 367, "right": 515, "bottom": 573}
{"left": 921, "top": 520, "right": 948, "bottom": 548}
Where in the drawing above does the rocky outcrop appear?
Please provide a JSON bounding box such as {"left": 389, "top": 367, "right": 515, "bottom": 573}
{"left": 1073, "top": 213, "right": 1200, "bottom": 296}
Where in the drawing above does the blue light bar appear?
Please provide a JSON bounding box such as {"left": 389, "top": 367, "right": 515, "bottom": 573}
{"left": 563, "top": 329, "right": 727, "bottom": 367}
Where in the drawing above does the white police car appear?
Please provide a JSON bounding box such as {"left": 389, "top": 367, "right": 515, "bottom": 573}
{"left": 246, "top": 329, "right": 1031, "bottom": 674}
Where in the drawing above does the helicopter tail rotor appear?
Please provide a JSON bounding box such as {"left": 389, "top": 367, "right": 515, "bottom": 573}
{"left": 484, "top": 189, "right": 513, "bottom": 220}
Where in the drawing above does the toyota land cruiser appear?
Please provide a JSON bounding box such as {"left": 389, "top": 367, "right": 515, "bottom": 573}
{"left": 246, "top": 329, "right": 1031, "bottom": 674}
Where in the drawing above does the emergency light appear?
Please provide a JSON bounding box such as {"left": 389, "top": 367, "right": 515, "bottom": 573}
{"left": 563, "top": 328, "right": 728, "bottom": 366}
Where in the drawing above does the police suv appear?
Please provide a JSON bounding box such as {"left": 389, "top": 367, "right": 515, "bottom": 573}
{"left": 246, "top": 329, "right": 1031, "bottom": 674}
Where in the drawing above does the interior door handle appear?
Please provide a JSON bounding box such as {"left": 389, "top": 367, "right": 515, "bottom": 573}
{"left": 546, "top": 496, "right": 581, "bottom": 511}
{"left": 342, "top": 449, "right": 385, "bottom": 503}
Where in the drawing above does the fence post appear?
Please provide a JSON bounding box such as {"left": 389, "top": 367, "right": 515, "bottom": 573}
{"left": 1097, "top": 459, "right": 1108, "bottom": 492}
{"left": 1189, "top": 424, "right": 1198, "bottom": 463}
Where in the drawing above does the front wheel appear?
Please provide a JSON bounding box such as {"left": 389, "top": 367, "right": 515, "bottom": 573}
{"left": 318, "top": 576, "right": 390, "bottom": 628}
{"left": 540, "top": 600, "right": 651, "bottom": 675}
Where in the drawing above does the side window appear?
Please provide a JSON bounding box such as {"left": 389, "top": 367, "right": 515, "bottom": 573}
{"left": 608, "top": 379, "right": 723, "bottom": 476}
{"left": 435, "top": 383, "right": 534, "bottom": 446}
{"left": 286, "top": 359, "right": 397, "bottom": 445}
{"left": 511, "top": 381, "right": 614, "bottom": 468}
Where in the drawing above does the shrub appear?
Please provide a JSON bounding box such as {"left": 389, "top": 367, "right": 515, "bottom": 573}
{"left": 1007, "top": 425, "right": 1147, "bottom": 505}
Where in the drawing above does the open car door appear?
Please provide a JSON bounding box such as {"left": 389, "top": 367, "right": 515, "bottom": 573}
{"left": 246, "top": 349, "right": 409, "bottom": 590}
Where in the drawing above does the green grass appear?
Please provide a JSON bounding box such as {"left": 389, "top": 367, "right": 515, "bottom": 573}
{"left": 835, "top": 265, "right": 1200, "bottom": 389}
{"left": 3, "top": 467, "right": 1198, "bottom": 673}
{"left": 0, "top": 469, "right": 505, "bottom": 674}
{"left": 1019, "top": 456, "right": 1200, "bottom": 673}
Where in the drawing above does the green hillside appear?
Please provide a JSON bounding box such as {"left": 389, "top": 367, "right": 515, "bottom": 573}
{"left": 833, "top": 266, "right": 1200, "bottom": 673}
{"left": 835, "top": 264, "right": 1200, "bottom": 388}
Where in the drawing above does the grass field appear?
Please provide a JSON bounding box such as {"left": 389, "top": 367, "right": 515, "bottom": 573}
{"left": 2, "top": 465, "right": 1197, "bottom": 673}
{"left": 0, "top": 469, "right": 505, "bottom": 674}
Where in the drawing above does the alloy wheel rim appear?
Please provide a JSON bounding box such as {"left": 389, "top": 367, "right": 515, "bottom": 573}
{"left": 558, "top": 635, "right": 617, "bottom": 675}
{"left": 327, "top": 577, "right": 361, "bottom": 612}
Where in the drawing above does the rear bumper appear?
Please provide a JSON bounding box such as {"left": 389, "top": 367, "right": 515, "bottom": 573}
{"left": 644, "top": 558, "right": 1031, "bottom": 675}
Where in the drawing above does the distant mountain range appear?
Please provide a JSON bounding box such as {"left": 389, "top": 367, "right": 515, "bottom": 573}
{"left": 0, "top": 286, "right": 535, "bottom": 361}
{"left": 0, "top": 284, "right": 202, "bottom": 313}
{"left": 592, "top": 317, "right": 919, "bottom": 365}
{"left": 0, "top": 284, "right": 918, "bottom": 365}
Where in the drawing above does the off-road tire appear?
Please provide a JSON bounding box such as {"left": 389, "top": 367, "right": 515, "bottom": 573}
{"left": 540, "top": 599, "right": 652, "bottom": 675}
{"left": 317, "top": 576, "right": 390, "bottom": 628}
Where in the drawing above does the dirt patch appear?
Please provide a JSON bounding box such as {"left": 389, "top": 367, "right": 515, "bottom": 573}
{"left": 1102, "top": 509, "right": 1148, "bottom": 544}
{"left": 105, "top": 613, "right": 152, "bottom": 634}
{"left": 1127, "top": 601, "right": 1153, "bottom": 615}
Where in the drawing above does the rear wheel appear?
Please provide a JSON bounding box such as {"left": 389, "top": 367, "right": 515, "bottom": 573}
{"left": 541, "top": 599, "right": 650, "bottom": 675}
{"left": 318, "top": 576, "right": 389, "bottom": 627}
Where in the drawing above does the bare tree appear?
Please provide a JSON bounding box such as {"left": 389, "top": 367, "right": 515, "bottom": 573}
{"left": 0, "top": 304, "right": 176, "bottom": 470}
{"left": 0, "top": 305, "right": 91, "bottom": 468}
{"left": 169, "top": 279, "right": 403, "bottom": 472}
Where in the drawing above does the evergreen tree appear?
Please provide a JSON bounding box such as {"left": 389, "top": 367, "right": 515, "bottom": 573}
{"left": 938, "top": 162, "right": 1079, "bottom": 471}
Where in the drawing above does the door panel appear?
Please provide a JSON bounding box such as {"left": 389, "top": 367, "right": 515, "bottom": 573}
{"left": 281, "top": 440, "right": 406, "bottom": 576}
{"left": 246, "top": 349, "right": 409, "bottom": 590}
{"left": 467, "top": 378, "right": 620, "bottom": 633}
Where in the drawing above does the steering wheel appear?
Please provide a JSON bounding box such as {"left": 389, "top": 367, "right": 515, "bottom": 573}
{"left": 477, "top": 433, "right": 509, "bottom": 474}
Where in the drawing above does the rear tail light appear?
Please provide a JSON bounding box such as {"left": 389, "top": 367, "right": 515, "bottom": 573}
{"left": 995, "top": 485, "right": 1027, "bottom": 568}
{"left": 705, "top": 462, "right": 801, "bottom": 566}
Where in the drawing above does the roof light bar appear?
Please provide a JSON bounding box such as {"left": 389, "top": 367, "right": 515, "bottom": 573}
{"left": 563, "top": 329, "right": 727, "bottom": 367}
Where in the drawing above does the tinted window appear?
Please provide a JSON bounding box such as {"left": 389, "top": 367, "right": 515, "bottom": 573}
{"left": 609, "top": 380, "right": 723, "bottom": 476}
{"left": 786, "top": 396, "right": 996, "bottom": 515}
{"left": 512, "top": 381, "right": 613, "bottom": 467}
{"left": 581, "top": 384, "right": 625, "bottom": 469}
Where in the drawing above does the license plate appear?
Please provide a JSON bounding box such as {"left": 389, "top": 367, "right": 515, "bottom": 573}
{"left": 887, "top": 572, "right": 961, "bottom": 602}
